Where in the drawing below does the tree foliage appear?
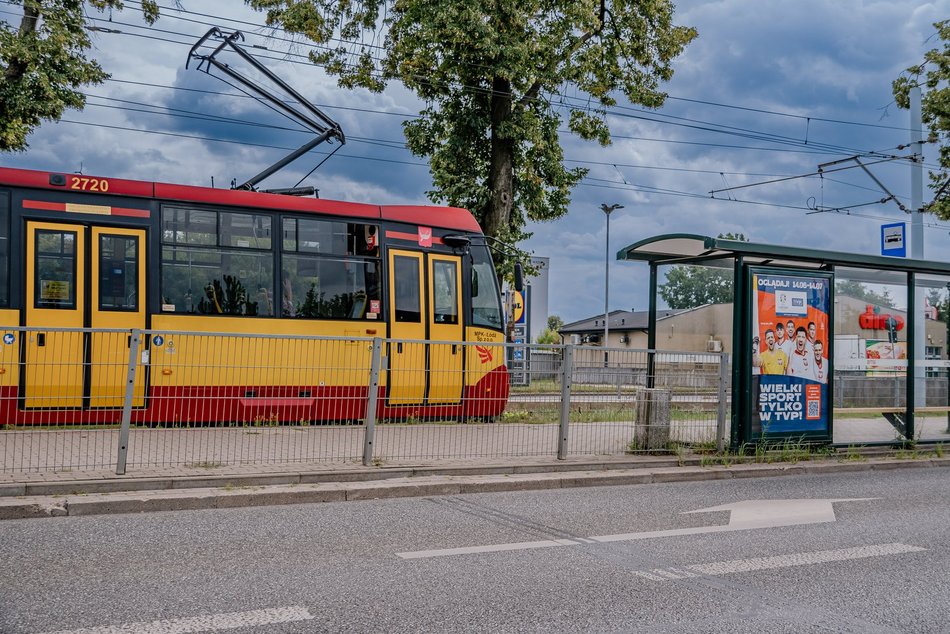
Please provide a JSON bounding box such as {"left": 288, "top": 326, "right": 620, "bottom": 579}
{"left": 659, "top": 265, "right": 732, "bottom": 309}
{"left": 893, "top": 20, "right": 950, "bottom": 219}
{"left": 0, "top": 1, "right": 158, "bottom": 151}
{"left": 248, "top": 0, "right": 696, "bottom": 263}
{"left": 536, "top": 314, "right": 564, "bottom": 344}
{"left": 926, "top": 287, "right": 949, "bottom": 322}
{"left": 835, "top": 280, "right": 895, "bottom": 308}
{"left": 657, "top": 233, "right": 746, "bottom": 309}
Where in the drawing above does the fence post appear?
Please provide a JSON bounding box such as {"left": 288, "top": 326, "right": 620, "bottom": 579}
{"left": 362, "top": 338, "right": 383, "bottom": 467}
{"left": 716, "top": 352, "right": 730, "bottom": 452}
{"left": 115, "top": 329, "right": 141, "bottom": 475}
{"left": 557, "top": 344, "right": 574, "bottom": 460}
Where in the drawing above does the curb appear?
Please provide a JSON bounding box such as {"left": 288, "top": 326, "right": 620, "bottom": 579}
{"left": 2, "top": 456, "right": 948, "bottom": 520}
{"left": 0, "top": 458, "right": 690, "bottom": 499}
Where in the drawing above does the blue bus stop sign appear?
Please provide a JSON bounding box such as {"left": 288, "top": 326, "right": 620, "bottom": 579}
{"left": 881, "top": 222, "right": 906, "bottom": 257}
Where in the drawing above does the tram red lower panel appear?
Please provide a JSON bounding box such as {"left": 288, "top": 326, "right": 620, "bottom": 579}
{"left": 0, "top": 366, "right": 510, "bottom": 425}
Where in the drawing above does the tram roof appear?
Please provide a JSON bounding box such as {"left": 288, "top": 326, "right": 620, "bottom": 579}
{"left": 0, "top": 166, "right": 483, "bottom": 234}
{"left": 616, "top": 233, "right": 950, "bottom": 280}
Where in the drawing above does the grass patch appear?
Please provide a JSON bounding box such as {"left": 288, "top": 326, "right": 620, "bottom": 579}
{"left": 743, "top": 437, "right": 831, "bottom": 464}
{"left": 841, "top": 445, "right": 868, "bottom": 462}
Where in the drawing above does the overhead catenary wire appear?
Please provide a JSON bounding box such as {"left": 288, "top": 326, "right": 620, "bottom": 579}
{"left": 0, "top": 0, "right": 938, "bottom": 155}
{"left": 80, "top": 92, "right": 819, "bottom": 175}
{"left": 117, "top": 0, "right": 937, "bottom": 138}
{"left": 85, "top": 91, "right": 923, "bottom": 213}
{"left": 3, "top": 1, "right": 944, "bottom": 226}
{"left": 64, "top": 4, "right": 916, "bottom": 162}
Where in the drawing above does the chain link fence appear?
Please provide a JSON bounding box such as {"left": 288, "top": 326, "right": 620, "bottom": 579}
{"left": 0, "top": 328, "right": 730, "bottom": 473}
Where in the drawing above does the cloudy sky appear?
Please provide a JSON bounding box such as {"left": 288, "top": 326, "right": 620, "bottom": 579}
{"left": 2, "top": 0, "right": 948, "bottom": 325}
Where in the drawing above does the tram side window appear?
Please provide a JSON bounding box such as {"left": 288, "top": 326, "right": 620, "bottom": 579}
{"left": 99, "top": 235, "right": 138, "bottom": 311}
{"left": 433, "top": 260, "right": 459, "bottom": 324}
{"left": 0, "top": 193, "right": 8, "bottom": 307}
{"left": 35, "top": 230, "right": 76, "bottom": 309}
{"left": 161, "top": 206, "right": 274, "bottom": 316}
{"left": 393, "top": 255, "right": 421, "bottom": 323}
{"left": 470, "top": 245, "right": 503, "bottom": 329}
{"left": 281, "top": 217, "right": 380, "bottom": 319}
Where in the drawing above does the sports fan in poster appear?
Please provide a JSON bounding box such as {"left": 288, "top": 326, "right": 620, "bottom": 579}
{"left": 751, "top": 272, "right": 831, "bottom": 435}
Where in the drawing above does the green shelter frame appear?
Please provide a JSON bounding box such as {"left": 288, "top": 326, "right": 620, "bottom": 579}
{"left": 617, "top": 233, "right": 950, "bottom": 447}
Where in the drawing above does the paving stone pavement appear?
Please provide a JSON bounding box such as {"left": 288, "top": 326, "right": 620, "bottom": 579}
{"left": 2, "top": 417, "right": 949, "bottom": 520}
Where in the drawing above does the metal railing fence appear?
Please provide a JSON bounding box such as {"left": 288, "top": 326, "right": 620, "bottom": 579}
{"left": 0, "top": 327, "right": 730, "bottom": 473}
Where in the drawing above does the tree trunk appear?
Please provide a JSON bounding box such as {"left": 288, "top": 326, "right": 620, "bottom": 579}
{"left": 485, "top": 76, "right": 515, "bottom": 239}
{"left": 4, "top": 3, "right": 39, "bottom": 83}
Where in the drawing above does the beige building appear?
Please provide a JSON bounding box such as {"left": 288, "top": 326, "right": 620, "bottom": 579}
{"left": 559, "top": 294, "right": 947, "bottom": 366}
{"left": 558, "top": 304, "right": 735, "bottom": 356}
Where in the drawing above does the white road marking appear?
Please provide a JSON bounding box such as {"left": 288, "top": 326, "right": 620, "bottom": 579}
{"left": 684, "top": 498, "right": 877, "bottom": 529}
{"left": 40, "top": 606, "right": 314, "bottom": 634}
{"left": 396, "top": 498, "right": 877, "bottom": 560}
{"left": 633, "top": 543, "right": 926, "bottom": 581}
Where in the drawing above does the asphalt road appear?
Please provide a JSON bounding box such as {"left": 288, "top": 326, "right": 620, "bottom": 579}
{"left": 2, "top": 469, "right": 949, "bottom": 633}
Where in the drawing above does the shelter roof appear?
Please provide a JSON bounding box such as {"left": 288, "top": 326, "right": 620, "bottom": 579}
{"left": 616, "top": 233, "right": 950, "bottom": 278}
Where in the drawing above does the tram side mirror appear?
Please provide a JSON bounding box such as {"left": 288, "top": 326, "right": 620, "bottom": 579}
{"left": 471, "top": 268, "right": 479, "bottom": 297}
{"left": 514, "top": 262, "right": 524, "bottom": 293}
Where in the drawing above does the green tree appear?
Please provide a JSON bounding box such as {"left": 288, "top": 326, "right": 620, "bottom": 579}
{"left": 926, "top": 287, "right": 949, "bottom": 322}
{"left": 1, "top": 1, "right": 158, "bottom": 151}
{"left": 893, "top": 19, "right": 950, "bottom": 219}
{"left": 659, "top": 266, "right": 732, "bottom": 309}
{"left": 536, "top": 314, "right": 564, "bottom": 344}
{"left": 249, "top": 0, "right": 696, "bottom": 267}
{"left": 658, "top": 233, "right": 746, "bottom": 309}
{"left": 835, "top": 280, "right": 895, "bottom": 308}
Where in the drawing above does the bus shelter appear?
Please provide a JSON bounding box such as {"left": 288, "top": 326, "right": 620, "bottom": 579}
{"left": 617, "top": 234, "right": 950, "bottom": 447}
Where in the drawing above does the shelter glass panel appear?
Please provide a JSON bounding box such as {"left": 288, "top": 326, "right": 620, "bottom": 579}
{"left": 656, "top": 259, "right": 734, "bottom": 353}
{"left": 833, "top": 267, "right": 908, "bottom": 443}
{"left": 914, "top": 273, "right": 950, "bottom": 442}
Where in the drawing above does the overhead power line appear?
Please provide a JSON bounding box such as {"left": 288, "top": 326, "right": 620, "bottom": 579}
{"left": 3, "top": 1, "right": 939, "bottom": 225}
{"left": 65, "top": 3, "right": 910, "bottom": 162}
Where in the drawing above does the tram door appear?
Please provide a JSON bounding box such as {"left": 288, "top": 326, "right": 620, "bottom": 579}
{"left": 387, "top": 250, "right": 463, "bottom": 406}
{"left": 24, "top": 222, "right": 146, "bottom": 409}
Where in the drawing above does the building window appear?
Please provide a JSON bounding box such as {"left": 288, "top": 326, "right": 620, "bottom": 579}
{"left": 925, "top": 345, "right": 943, "bottom": 378}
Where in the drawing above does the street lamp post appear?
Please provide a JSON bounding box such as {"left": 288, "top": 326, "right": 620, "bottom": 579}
{"left": 601, "top": 203, "right": 624, "bottom": 367}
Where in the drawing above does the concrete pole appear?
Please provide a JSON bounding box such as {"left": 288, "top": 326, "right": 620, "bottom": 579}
{"left": 910, "top": 86, "right": 926, "bottom": 410}
{"left": 910, "top": 86, "right": 923, "bottom": 259}
{"left": 601, "top": 203, "right": 623, "bottom": 367}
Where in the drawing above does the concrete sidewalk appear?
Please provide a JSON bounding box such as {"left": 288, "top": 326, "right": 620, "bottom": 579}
{"left": 2, "top": 451, "right": 948, "bottom": 521}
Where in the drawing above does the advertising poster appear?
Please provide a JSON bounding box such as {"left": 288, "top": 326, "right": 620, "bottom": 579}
{"left": 865, "top": 340, "right": 907, "bottom": 374}
{"left": 751, "top": 271, "right": 831, "bottom": 435}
